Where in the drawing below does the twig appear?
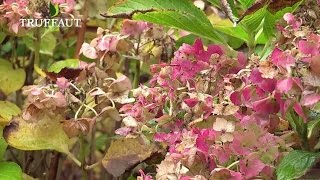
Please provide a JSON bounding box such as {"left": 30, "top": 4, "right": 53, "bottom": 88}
{"left": 48, "top": 152, "right": 61, "bottom": 180}
{"left": 74, "top": 0, "right": 89, "bottom": 59}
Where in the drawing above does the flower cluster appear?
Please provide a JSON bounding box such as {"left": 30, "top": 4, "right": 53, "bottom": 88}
{"left": 0, "top": 0, "right": 76, "bottom": 33}
{"left": 116, "top": 13, "right": 320, "bottom": 179}
{"left": 0, "top": 0, "right": 30, "bottom": 33}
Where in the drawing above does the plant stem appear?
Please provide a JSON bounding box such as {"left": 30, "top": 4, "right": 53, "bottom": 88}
{"left": 34, "top": 28, "right": 46, "bottom": 77}
{"left": 88, "top": 125, "right": 96, "bottom": 179}
{"left": 79, "top": 135, "right": 88, "bottom": 180}
{"left": 48, "top": 152, "right": 61, "bottom": 180}
{"left": 66, "top": 151, "right": 81, "bottom": 167}
{"left": 74, "top": 0, "right": 89, "bottom": 59}
{"left": 247, "top": 32, "right": 255, "bottom": 55}
{"left": 133, "top": 36, "right": 141, "bottom": 88}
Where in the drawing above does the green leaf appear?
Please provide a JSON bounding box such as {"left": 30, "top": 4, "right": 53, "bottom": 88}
{"left": 277, "top": 150, "right": 320, "bottom": 180}
{"left": 0, "top": 162, "right": 22, "bottom": 180}
{"left": 0, "top": 31, "right": 6, "bottom": 44}
{"left": 23, "top": 32, "right": 57, "bottom": 56}
{"left": 207, "top": 0, "right": 219, "bottom": 7}
{"left": 0, "top": 59, "right": 26, "bottom": 96}
{"left": 49, "top": 3, "right": 59, "bottom": 18}
{"left": 274, "top": 1, "right": 303, "bottom": 20}
{"left": 240, "top": 7, "right": 267, "bottom": 33}
{"left": 213, "top": 26, "right": 249, "bottom": 42}
{"left": 286, "top": 109, "right": 307, "bottom": 139}
{"left": 263, "top": 11, "right": 276, "bottom": 39}
{"left": 307, "top": 119, "right": 320, "bottom": 139}
{"left": 238, "top": 0, "right": 255, "bottom": 8}
{"left": 0, "top": 101, "right": 21, "bottom": 127}
{"left": 107, "top": 0, "right": 226, "bottom": 44}
{"left": 0, "top": 128, "right": 7, "bottom": 160}
{"left": 48, "top": 59, "right": 80, "bottom": 73}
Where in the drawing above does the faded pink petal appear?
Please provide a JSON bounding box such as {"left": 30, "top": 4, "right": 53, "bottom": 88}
{"left": 121, "top": 19, "right": 151, "bottom": 36}
{"left": 252, "top": 97, "right": 279, "bottom": 115}
{"left": 56, "top": 77, "right": 70, "bottom": 90}
{"left": 240, "top": 156, "right": 265, "bottom": 179}
{"left": 80, "top": 43, "right": 98, "bottom": 59}
{"left": 271, "top": 48, "right": 295, "bottom": 69}
{"left": 293, "top": 103, "right": 307, "bottom": 123}
{"left": 301, "top": 93, "right": 320, "bottom": 106}
{"left": 298, "top": 40, "right": 318, "bottom": 56}
{"left": 97, "top": 35, "right": 119, "bottom": 52}
{"left": 276, "top": 77, "right": 304, "bottom": 94}
{"left": 283, "top": 13, "right": 301, "bottom": 29}
{"left": 184, "top": 98, "right": 198, "bottom": 108}
{"left": 115, "top": 127, "right": 132, "bottom": 136}
{"left": 276, "top": 78, "right": 293, "bottom": 93}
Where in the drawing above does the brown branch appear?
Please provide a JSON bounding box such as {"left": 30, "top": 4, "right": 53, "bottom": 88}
{"left": 48, "top": 152, "right": 61, "bottom": 180}
{"left": 100, "top": 9, "right": 156, "bottom": 19}
{"left": 74, "top": 0, "right": 89, "bottom": 59}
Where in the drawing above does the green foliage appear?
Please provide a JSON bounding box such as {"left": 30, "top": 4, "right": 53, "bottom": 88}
{"left": 0, "top": 59, "right": 26, "bottom": 96}
{"left": 207, "top": 0, "right": 219, "bottom": 7}
{"left": 0, "top": 31, "right": 6, "bottom": 44}
{"left": 48, "top": 59, "right": 80, "bottom": 73}
{"left": 0, "top": 162, "right": 22, "bottom": 180}
{"left": 277, "top": 150, "right": 320, "bottom": 180}
{"left": 0, "top": 128, "right": 7, "bottom": 160}
{"left": 49, "top": 3, "right": 60, "bottom": 18}
{"left": 4, "top": 113, "right": 71, "bottom": 154}
{"left": 286, "top": 109, "right": 308, "bottom": 149}
{"left": 107, "top": 0, "right": 302, "bottom": 51}
{"left": 0, "top": 101, "right": 21, "bottom": 126}
{"left": 107, "top": 0, "right": 226, "bottom": 44}
{"left": 23, "top": 32, "right": 57, "bottom": 55}
{"left": 238, "top": 0, "right": 255, "bottom": 9}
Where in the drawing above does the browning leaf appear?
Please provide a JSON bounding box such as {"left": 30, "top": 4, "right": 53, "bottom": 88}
{"left": 238, "top": 0, "right": 301, "bottom": 22}
{"left": 102, "top": 137, "right": 156, "bottom": 177}
{"left": 45, "top": 68, "right": 82, "bottom": 82}
{"left": 62, "top": 118, "right": 93, "bottom": 138}
{"left": 268, "top": 0, "right": 301, "bottom": 12}
{"left": 3, "top": 112, "right": 71, "bottom": 154}
{"left": 0, "top": 101, "right": 21, "bottom": 126}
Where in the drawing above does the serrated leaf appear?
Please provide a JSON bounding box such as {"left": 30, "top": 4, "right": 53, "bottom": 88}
{"left": 277, "top": 150, "right": 320, "bottom": 180}
{"left": 102, "top": 137, "right": 156, "bottom": 177}
{"left": 0, "top": 162, "right": 22, "bottom": 180}
{"left": 4, "top": 113, "right": 71, "bottom": 154}
{"left": 0, "top": 59, "right": 26, "bottom": 96}
{"left": 48, "top": 59, "right": 80, "bottom": 73}
{"left": 106, "top": 0, "right": 226, "bottom": 44}
{"left": 23, "top": 32, "right": 57, "bottom": 56}
{"left": 0, "top": 101, "right": 21, "bottom": 127}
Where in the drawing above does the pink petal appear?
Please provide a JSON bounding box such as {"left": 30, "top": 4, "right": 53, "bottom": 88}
{"left": 298, "top": 40, "right": 318, "bottom": 55}
{"left": 301, "top": 93, "right": 320, "bottom": 106}
{"left": 80, "top": 43, "right": 97, "bottom": 59}
{"left": 271, "top": 48, "right": 295, "bottom": 69}
{"left": 184, "top": 98, "right": 198, "bottom": 107}
{"left": 293, "top": 103, "right": 307, "bottom": 123}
